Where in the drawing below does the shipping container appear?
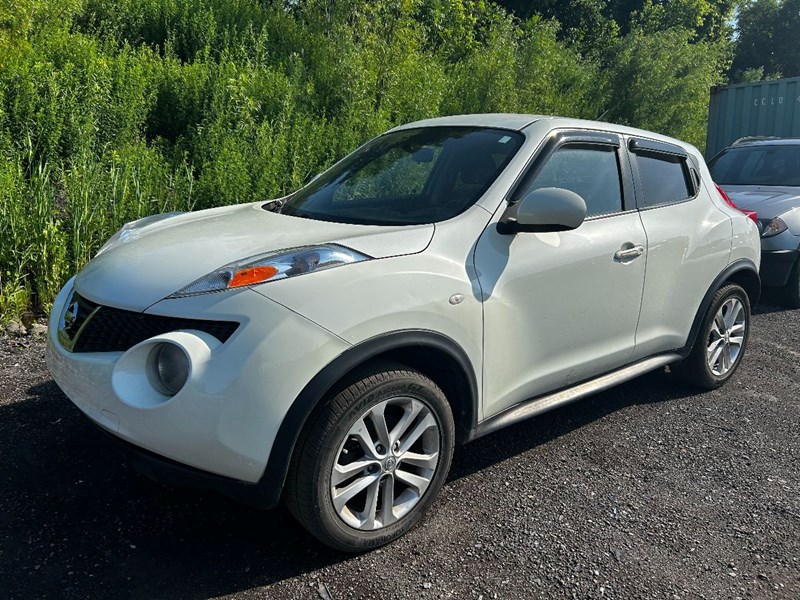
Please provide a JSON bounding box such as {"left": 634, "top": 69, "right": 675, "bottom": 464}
{"left": 706, "top": 76, "right": 800, "bottom": 158}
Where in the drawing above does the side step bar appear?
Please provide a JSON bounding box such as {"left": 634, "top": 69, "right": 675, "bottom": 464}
{"left": 469, "top": 353, "right": 682, "bottom": 441}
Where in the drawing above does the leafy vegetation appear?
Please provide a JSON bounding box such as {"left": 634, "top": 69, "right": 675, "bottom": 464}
{"left": 0, "top": 0, "right": 736, "bottom": 323}
{"left": 732, "top": 0, "right": 800, "bottom": 80}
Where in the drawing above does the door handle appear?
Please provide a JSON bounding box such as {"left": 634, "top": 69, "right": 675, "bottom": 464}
{"left": 614, "top": 245, "right": 645, "bottom": 261}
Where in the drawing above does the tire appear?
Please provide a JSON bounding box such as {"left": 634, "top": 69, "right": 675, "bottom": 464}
{"left": 673, "top": 284, "right": 751, "bottom": 389}
{"left": 781, "top": 259, "right": 800, "bottom": 308}
{"left": 284, "top": 362, "right": 455, "bottom": 552}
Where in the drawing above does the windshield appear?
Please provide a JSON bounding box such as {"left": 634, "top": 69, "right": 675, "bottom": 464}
{"left": 709, "top": 144, "right": 800, "bottom": 187}
{"left": 273, "top": 127, "right": 524, "bottom": 225}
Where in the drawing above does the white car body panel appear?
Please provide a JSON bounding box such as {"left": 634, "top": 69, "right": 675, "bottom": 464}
{"left": 730, "top": 213, "right": 762, "bottom": 266}
{"left": 47, "top": 277, "right": 350, "bottom": 482}
{"left": 631, "top": 194, "right": 732, "bottom": 357}
{"left": 252, "top": 207, "right": 491, "bottom": 413}
{"left": 476, "top": 213, "right": 648, "bottom": 417}
{"left": 696, "top": 161, "right": 761, "bottom": 269}
{"left": 77, "top": 202, "right": 434, "bottom": 311}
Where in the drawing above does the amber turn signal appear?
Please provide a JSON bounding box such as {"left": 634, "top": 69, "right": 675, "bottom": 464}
{"left": 229, "top": 266, "right": 279, "bottom": 288}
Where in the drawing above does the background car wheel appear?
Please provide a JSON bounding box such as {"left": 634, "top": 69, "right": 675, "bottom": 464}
{"left": 672, "top": 284, "right": 751, "bottom": 389}
{"left": 284, "top": 362, "right": 455, "bottom": 552}
{"left": 781, "top": 260, "right": 800, "bottom": 308}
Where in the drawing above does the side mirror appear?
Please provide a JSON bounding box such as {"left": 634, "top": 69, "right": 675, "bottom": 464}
{"left": 497, "top": 187, "right": 587, "bottom": 234}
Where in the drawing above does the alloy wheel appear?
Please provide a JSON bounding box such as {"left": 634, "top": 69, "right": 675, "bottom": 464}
{"left": 330, "top": 397, "right": 440, "bottom": 530}
{"left": 706, "top": 297, "right": 746, "bottom": 376}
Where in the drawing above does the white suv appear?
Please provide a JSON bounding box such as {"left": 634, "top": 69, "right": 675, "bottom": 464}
{"left": 47, "top": 114, "right": 761, "bottom": 551}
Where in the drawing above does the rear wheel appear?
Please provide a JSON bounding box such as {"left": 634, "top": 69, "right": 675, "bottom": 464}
{"left": 673, "top": 284, "right": 750, "bottom": 389}
{"left": 284, "top": 363, "right": 455, "bottom": 552}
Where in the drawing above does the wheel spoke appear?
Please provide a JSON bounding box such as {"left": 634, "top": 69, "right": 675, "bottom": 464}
{"left": 709, "top": 344, "right": 724, "bottom": 370}
{"left": 394, "top": 468, "right": 431, "bottom": 493}
{"left": 332, "top": 459, "right": 377, "bottom": 485}
{"left": 351, "top": 418, "right": 378, "bottom": 459}
{"left": 729, "top": 335, "right": 744, "bottom": 347}
{"left": 368, "top": 406, "right": 391, "bottom": 450}
{"left": 710, "top": 320, "right": 723, "bottom": 338}
{"left": 397, "top": 412, "right": 437, "bottom": 454}
{"left": 714, "top": 312, "right": 726, "bottom": 333}
{"left": 360, "top": 477, "right": 381, "bottom": 529}
{"left": 332, "top": 472, "right": 380, "bottom": 512}
{"left": 389, "top": 401, "right": 423, "bottom": 445}
{"left": 722, "top": 344, "right": 732, "bottom": 371}
{"left": 398, "top": 451, "right": 438, "bottom": 470}
{"left": 729, "top": 322, "right": 745, "bottom": 336}
{"left": 706, "top": 337, "right": 724, "bottom": 358}
{"left": 380, "top": 475, "right": 396, "bottom": 526}
{"left": 724, "top": 300, "right": 742, "bottom": 330}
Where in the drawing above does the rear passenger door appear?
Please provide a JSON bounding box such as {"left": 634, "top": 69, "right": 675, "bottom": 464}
{"left": 626, "top": 137, "right": 732, "bottom": 360}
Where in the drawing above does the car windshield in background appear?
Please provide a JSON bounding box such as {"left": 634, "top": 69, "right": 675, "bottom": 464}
{"left": 274, "top": 127, "right": 524, "bottom": 225}
{"left": 709, "top": 145, "right": 800, "bottom": 187}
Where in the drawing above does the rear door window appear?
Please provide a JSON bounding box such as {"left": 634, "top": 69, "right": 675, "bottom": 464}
{"left": 635, "top": 153, "right": 693, "bottom": 208}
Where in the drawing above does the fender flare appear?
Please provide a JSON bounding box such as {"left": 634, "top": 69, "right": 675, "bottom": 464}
{"left": 680, "top": 258, "right": 760, "bottom": 358}
{"left": 254, "top": 329, "right": 479, "bottom": 507}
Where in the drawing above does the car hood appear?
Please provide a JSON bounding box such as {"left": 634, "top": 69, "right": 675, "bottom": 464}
{"left": 722, "top": 185, "right": 800, "bottom": 215}
{"left": 75, "top": 202, "right": 434, "bottom": 311}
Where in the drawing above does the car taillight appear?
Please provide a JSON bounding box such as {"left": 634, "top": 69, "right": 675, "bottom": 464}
{"left": 715, "top": 183, "right": 758, "bottom": 224}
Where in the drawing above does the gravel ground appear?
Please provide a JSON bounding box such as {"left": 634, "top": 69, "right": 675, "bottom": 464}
{"left": 1, "top": 300, "right": 799, "bottom": 599}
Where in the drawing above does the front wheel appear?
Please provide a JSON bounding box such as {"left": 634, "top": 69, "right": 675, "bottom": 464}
{"left": 673, "top": 284, "right": 751, "bottom": 389}
{"left": 284, "top": 363, "right": 455, "bottom": 552}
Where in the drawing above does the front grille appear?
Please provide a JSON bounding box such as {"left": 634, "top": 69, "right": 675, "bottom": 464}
{"left": 57, "top": 293, "right": 98, "bottom": 350}
{"left": 63, "top": 293, "right": 239, "bottom": 353}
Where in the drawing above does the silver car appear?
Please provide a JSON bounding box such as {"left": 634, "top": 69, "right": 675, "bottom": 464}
{"left": 709, "top": 138, "right": 800, "bottom": 306}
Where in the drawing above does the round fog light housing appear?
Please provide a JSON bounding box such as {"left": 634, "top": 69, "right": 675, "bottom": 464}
{"left": 147, "top": 342, "right": 190, "bottom": 396}
{"left": 112, "top": 330, "right": 219, "bottom": 408}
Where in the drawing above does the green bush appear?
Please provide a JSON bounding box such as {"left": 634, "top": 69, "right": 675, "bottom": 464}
{"left": 0, "top": 0, "right": 729, "bottom": 325}
{"left": 605, "top": 27, "right": 728, "bottom": 149}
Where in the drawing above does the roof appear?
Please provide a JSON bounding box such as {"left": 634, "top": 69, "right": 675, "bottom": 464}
{"left": 389, "top": 113, "right": 548, "bottom": 132}
{"left": 730, "top": 137, "right": 800, "bottom": 148}
{"left": 390, "top": 114, "right": 700, "bottom": 153}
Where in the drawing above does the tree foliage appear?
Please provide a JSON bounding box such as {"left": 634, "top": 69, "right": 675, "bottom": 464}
{"left": 606, "top": 27, "right": 728, "bottom": 145}
{"left": 733, "top": 0, "right": 800, "bottom": 80}
{"left": 0, "top": 0, "right": 743, "bottom": 322}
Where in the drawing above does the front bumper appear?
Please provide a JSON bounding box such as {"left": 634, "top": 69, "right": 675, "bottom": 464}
{"left": 760, "top": 248, "right": 799, "bottom": 287}
{"left": 46, "top": 278, "right": 349, "bottom": 490}
{"left": 95, "top": 423, "right": 279, "bottom": 507}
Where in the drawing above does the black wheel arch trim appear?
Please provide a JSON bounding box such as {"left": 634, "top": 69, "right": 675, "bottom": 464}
{"left": 256, "top": 329, "right": 479, "bottom": 507}
{"left": 679, "top": 258, "right": 760, "bottom": 359}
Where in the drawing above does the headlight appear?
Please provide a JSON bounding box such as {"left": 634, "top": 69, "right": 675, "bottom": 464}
{"left": 96, "top": 212, "right": 184, "bottom": 256}
{"left": 761, "top": 217, "right": 788, "bottom": 238}
{"left": 170, "top": 244, "right": 370, "bottom": 298}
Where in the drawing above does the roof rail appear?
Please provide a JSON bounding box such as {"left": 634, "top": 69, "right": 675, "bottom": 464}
{"left": 731, "top": 135, "right": 782, "bottom": 145}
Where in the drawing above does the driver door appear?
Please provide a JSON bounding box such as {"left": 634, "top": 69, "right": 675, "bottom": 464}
{"left": 475, "top": 131, "right": 648, "bottom": 419}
